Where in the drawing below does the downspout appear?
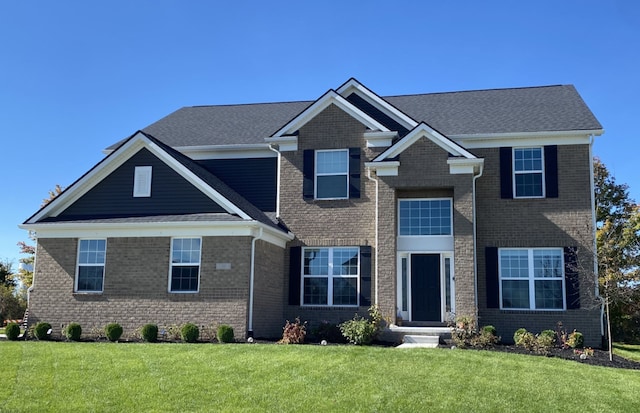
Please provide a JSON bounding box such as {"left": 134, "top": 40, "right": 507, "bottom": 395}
{"left": 472, "top": 163, "right": 484, "bottom": 323}
{"left": 267, "top": 144, "right": 281, "bottom": 218}
{"left": 247, "top": 226, "right": 264, "bottom": 338}
{"left": 589, "top": 135, "right": 604, "bottom": 338}
{"left": 366, "top": 168, "right": 379, "bottom": 305}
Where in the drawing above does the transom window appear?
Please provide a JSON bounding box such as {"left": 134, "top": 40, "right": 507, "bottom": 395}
{"left": 76, "top": 239, "right": 106, "bottom": 293}
{"left": 302, "top": 247, "right": 359, "bottom": 306}
{"left": 170, "top": 238, "right": 201, "bottom": 293}
{"left": 500, "top": 248, "right": 564, "bottom": 310}
{"left": 399, "top": 199, "right": 452, "bottom": 236}
{"left": 513, "top": 148, "right": 544, "bottom": 198}
{"left": 315, "top": 149, "right": 348, "bottom": 199}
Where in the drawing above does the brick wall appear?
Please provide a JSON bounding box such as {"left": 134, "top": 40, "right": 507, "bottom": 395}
{"left": 30, "top": 236, "right": 254, "bottom": 339}
{"left": 252, "top": 239, "right": 285, "bottom": 339}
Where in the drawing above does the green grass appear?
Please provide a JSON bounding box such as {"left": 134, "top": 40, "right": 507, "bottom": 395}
{"left": 0, "top": 342, "right": 638, "bottom": 412}
{"left": 614, "top": 343, "right": 640, "bottom": 362}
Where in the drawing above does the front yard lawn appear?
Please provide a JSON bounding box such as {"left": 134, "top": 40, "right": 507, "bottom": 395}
{"left": 614, "top": 343, "right": 640, "bottom": 363}
{"left": 0, "top": 342, "right": 639, "bottom": 412}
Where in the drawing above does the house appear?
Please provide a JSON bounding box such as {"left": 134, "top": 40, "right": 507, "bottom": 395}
{"left": 21, "top": 78, "right": 604, "bottom": 346}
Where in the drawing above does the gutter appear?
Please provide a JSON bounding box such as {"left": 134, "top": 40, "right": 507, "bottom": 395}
{"left": 247, "top": 226, "right": 264, "bottom": 338}
{"left": 472, "top": 163, "right": 485, "bottom": 324}
{"left": 366, "top": 168, "right": 379, "bottom": 305}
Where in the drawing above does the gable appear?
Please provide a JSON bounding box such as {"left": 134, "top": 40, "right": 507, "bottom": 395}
{"left": 55, "top": 148, "right": 226, "bottom": 220}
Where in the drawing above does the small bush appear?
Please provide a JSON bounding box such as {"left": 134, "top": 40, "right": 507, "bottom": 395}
{"left": 141, "top": 324, "right": 158, "bottom": 343}
{"left": 567, "top": 330, "right": 584, "bottom": 349}
{"left": 5, "top": 322, "right": 20, "bottom": 340}
{"left": 279, "top": 317, "right": 307, "bottom": 344}
{"left": 339, "top": 305, "right": 383, "bottom": 345}
{"left": 34, "top": 322, "right": 52, "bottom": 340}
{"left": 105, "top": 323, "right": 123, "bottom": 342}
{"left": 217, "top": 325, "right": 234, "bottom": 343}
{"left": 312, "top": 321, "right": 347, "bottom": 343}
{"left": 64, "top": 323, "right": 82, "bottom": 341}
{"left": 482, "top": 325, "right": 498, "bottom": 337}
{"left": 451, "top": 318, "right": 499, "bottom": 349}
{"left": 181, "top": 323, "right": 200, "bottom": 343}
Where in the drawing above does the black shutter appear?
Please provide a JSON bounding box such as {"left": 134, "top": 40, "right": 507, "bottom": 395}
{"left": 499, "top": 147, "right": 513, "bottom": 199}
{"left": 359, "top": 246, "right": 372, "bottom": 307}
{"left": 544, "top": 145, "right": 559, "bottom": 198}
{"left": 564, "top": 246, "right": 580, "bottom": 309}
{"left": 288, "top": 246, "right": 302, "bottom": 305}
{"left": 486, "top": 247, "right": 500, "bottom": 308}
{"left": 349, "top": 147, "right": 361, "bottom": 199}
{"left": 303, "top": 150, "right": 314, "bottom": 199}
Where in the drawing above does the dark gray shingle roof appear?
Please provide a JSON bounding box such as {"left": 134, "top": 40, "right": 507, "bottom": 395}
{"left": 108, "top": 84, "right": 601, "bottom": 150}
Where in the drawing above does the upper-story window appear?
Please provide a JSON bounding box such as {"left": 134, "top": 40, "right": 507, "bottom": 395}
{"left": 398, "top": 199, "right": 452, "bottom": 236}
{"left": 513, "top": 148, "right": 544, "bottom": 198}
{"left": 315, "top": 149, "right": 349, "bottom": 199}
{"left": 76, "top": 239, "right": 106, "bottom": 293}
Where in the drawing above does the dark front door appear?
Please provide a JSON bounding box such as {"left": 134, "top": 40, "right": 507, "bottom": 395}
{"left": 411, "top": 254, "right": 441, "bottom": 322}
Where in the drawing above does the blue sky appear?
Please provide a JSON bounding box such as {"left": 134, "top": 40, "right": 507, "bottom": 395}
{"left": 1, "top": 0, "right": 639, "bottom": 266}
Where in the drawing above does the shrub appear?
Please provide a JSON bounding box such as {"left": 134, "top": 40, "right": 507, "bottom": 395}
{"left": 482, "top": 325, "right": 497, "bottom": 337}
{"left": 567, "top": 330, "right": 584, "bottom": 349}
{"left": 181, "top": 323, "right": 200, "bottom": 343}
{"left": 339, "top": 305, "right": 383, "bottom": 345}
{"left": 216, "top": 325, "right": 234, "bottom": 343}
{"left": 279, "top": 317, "right": 307, "bottom": 344}
{"left": 105, "top": 323, "right": 123, "bottom": 342}
{"left": 5, "top": 322, "right": 20, "bottom": 340}
{"left": 451, "top": 318, "right": 499, "bottom": 349}
{"left": 312, "top": 321, "right": 346, "bottom": 343}
{"left": 534, "top": 332, "right": 555, "bottom": 355}
{"left": 34, "top": 322, "right": 52, "bottom": 340}
{"left": 513, "top": 328, "right": 528, "bottom": 345}
{"left": 141, "top": 324, "right": 158, "bottom": 343}
{"left": 64, "top": 323, "right": 82, "bottom": 341}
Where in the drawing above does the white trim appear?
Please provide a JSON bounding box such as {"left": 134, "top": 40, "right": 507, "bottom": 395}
{"left": 21, "top": 221, "right": 293, "bottom": 248}
{"left": 264, "top": 136, "right": 298, "bottom": 152}
{"left": 365, "top": 161, "right": 399, "bottom": 176}
{"left": 168, "top": 237, "right": 202, "bottom": 293}
{"left": 447, "top": 158, "right": 484, "bottom": 175}
{"left": 364, "top": 131, "right": 397, "bottom": 148}
{"left": 451, "top": 130, "right": 603, "bottom": 149}
{"left": 271, "top": 90, "right": 389, "bottom": 138}
{"left": 105, "top": 144, "right": 278, "bottom": 159}
{"left": 512, "top": 147, "right": 545, "bottom": 199}
{"left": 336, "top": 79, "right": 418, "bottom": 130}
{"left": 75, "top": 238, "right": 107, "bottom": 294}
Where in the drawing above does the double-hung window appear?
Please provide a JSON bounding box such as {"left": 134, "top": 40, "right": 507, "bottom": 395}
{"left": 76, "top": 239, "right": 106, "bottom": 293}
{"left": 513, "top": 148, "right": 544, "bottom": 198}
{"left": 499, "top": 248, "right": 564, "bottom": 310}
{"left": 398, "top": 199, "right": 452, "bottom": 236}
{"left": 170, "top": 238, "right": 201, "bottom": 293}
{"left": 302, "top": 247, "right": 359, "bottom": 306}
{"left": 315, "top": 149, "right": 348, "bottom": 199}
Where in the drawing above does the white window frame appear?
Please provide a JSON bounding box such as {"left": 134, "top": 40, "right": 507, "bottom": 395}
{"left": 499, "top": 247, "right": 565, "bottom": 311}
{"left": 398, "top": 198, "right": 453, "bottom": 236}
{"left": 315, "top": 149, "right": 349, "bottom": 200}
{"left": 301, "top": 246, "right": 359, "bottom": 306}
{"left": 512, "top": 147, "right": 545, "bottom": 198}
{"left": 75, "top": 239, "right": 106, "bottom": 293}
{"left": 169, "top": 237, "right": 202, "bottom": 293}
{"left": 133, "top": 166, "right": 153, "bottom": 197}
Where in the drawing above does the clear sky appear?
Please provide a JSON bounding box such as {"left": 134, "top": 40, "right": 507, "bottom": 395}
{"left": 1, "top": 0, "right": 639, "bottom": 266}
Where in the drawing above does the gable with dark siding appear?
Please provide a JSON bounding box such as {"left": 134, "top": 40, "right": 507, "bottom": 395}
{"left": 59, "top": 148, "right": 226, "bottom": 219}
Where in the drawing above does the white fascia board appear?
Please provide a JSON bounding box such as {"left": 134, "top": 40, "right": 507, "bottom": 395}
{"left": 365, "top": 161, "right": 400, "bottom": 176}
{"left": 377, "top": 123, "right": 476, "bottom": 161}
{"left": 364, "top": 131, "right": 397, "bottom": 148}
{"left": 450, "top": 129, "right": 604, "bottom": 149}
{"left": 21, "top": 221, "right": 293, "bottom": 248}
{"left": 271, "top": 90, "right": 389, "bottom": 138}
{"left": 177, "top": 144, "right": 277, "bottom": 160}
{"left": 336, "top": 79, "right": 418, "bottom": 130}
{"left": 447, "top": 158, "right": 484, "bottom": 174}
{"left": 264, "top": 136, "right": 298, "bottom": 152}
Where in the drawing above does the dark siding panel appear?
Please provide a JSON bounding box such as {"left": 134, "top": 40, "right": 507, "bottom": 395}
{"left": 303, "top": 150, "right": 314, "bottom": 199}
{"left": 288, "top": 246, "right": 302, "bottom": 305}
{"left": 486, "top": 247, "right": 500, "bottom": 308}
{"left": 60, "top": 148, "right": 225, "bottom": 218}
{"left": 564, "top": 247, "right": 580, "bottom": 309}
{"left": 499, "top": 147, "right": 513, "bottom": 199}
{"left": 345, "top": 93, "right": 410, "bottom": 137}
{"left": 197, "top": 158, "right": 276, "bottom": 211}
{"left": 359, "top": 246, "right": 372, "bottom": 307}
{"left": 544, "top": 145, "right": 559, "bottom": 198}
{"left": 349, "top": 147, "right": 361, "bottom": 199}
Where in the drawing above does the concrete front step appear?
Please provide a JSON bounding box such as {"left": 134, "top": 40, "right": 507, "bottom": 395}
{"left": 396, "top": 334, "right": 440, "bottom": 348}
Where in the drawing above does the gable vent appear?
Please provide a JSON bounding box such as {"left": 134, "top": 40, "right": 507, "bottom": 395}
{"left": 133, "top": 166, "right": 152, "bottom": 197}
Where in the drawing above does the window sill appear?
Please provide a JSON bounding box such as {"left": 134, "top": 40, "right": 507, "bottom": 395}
{"left": 73, "top": 291, "right": 103, "bottom": 295}
{"left": 499, "top": 308, "right": 566, "bottom": 313}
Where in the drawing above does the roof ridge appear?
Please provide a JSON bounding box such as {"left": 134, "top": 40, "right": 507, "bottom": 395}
{"left": 189, "top": 100, "right": 313, "bottom": 109}
{"left": 383, "top": 84, "right": 571, "bottom": 99}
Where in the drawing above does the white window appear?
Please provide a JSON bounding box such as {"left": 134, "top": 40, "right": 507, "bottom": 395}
{"left": 76, "top": 239, "right": 106, "bottom": 293}
{"left": 513, "top": 148, "right": 544, "bottom": 198}
{"left": 302, "top": 247, "right": 359, "bottom": 306}
{"left": 398, "top": 199, "right": 452, "bottom": 236}
{"left": 170, "top": 238, "right": 201, "bottom": 293}
{"left": 133, "top": 166, "right": 153, "bottom": 197}
{"left": 315, "top": 149, "right": 348, "bottom": 199}
{"left": 499, "top": 248, "right": 564, "bottom": 310}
